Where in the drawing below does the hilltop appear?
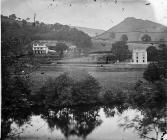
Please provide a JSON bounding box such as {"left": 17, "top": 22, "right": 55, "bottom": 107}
{"left": 94, "top": 17, "right": 167, "bottom": 42}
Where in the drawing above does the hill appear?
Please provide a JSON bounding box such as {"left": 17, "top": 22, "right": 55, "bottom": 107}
{"left": 94, "top": 17, "right": 167, "bottom": 42}
{"left": 70, "top": 26, "right": 105, "bottom": 37}
{"left": 1, "top": 15, "right": 92, "bottom": 54}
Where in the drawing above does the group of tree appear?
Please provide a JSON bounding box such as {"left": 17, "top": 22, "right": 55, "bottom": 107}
{"left": 35, "top": 71, "right": 101, "bottom": 107}
{"left": 147, "top": 43, "right": 167, "bottom": 62}
{"left": 2, "top": 38, "right": 33, "bottom": 138}
{"left": 1, "top": 14, "right": 92, "bottom": 53}
{"left": 102, "top": 62, "right": 167, "bottom": 140}
{"left": 111, "top": 34, "right": 131, "bottom": 62}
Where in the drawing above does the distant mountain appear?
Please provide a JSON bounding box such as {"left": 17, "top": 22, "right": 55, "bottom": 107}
{"left": 95, "top": 17, "right": 167, "bottom": 42}
{"left": 70, "top": 26, "right": 105, "bottom": 37}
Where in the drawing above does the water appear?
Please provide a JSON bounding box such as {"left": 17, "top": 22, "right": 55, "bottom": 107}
{"left": 3, "top": 71, "right": 166, "bottom": 140}
{"left": 9, "top": 107, "right": 142, "bottom": 140}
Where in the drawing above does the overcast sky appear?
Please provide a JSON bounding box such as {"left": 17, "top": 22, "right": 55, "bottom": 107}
{"left": 1, "top": 0, "right": 167, "bottom": 30}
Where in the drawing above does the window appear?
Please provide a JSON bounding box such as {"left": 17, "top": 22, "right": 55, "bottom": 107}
{"left": 143, "top": 60, "right": 145, "bottom": 62}
{"left": 142, "top": 53, "right": 145, "bottom": 57}
{"left": 136, "top": 60, "right": 138, "bottom": 63}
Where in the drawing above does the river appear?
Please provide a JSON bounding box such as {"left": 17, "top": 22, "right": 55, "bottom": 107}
{"left": 8, "top": 107, "right": 149, "bottom": 140}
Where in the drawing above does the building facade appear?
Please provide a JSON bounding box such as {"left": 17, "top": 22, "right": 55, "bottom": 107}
{"left": 32, "top": 43, "right": 49, "bottom": 54}
{"left": 132, "top": 49, "right": 147, "bottom": 64}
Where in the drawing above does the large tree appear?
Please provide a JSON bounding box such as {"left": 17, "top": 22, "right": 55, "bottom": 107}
{"left": 141, "top": 34, "right": 151, "bottom": 42}
{"left": 120, "top": 34, "right": 128, "bottom": 42}
{"left": 158, "top": 43, "right": 167, "bottom": 61}
{"left": 55, "top": 42, "right": 68, "bottom": 58}
{"left": 143, "top": 63, "right": 166, "bottom": 82}
{"left": 111, "top": 41, "right": 131, "bottom": 61}
{"left": 146, "top": 46, "right": 158, "bottom": 61}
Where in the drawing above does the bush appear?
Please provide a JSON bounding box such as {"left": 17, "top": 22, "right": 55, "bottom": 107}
{"left": 103, "top": 89, "right": 126, "bottom": 105}
{"left": 36, "top": 71, "right": 101, "bottom": 106}
{"left": 143, "top": 63, "right": 166, "bottom": 82}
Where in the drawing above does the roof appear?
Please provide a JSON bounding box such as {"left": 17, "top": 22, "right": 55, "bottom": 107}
{"left": 32, "top": 40, "right": 74, "bottom": 47}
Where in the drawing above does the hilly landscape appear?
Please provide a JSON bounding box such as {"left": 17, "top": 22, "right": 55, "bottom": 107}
{"left": 94, "top": 17, "right": 167, "bottom": 42}
{"left": 1, "top": 15, "right": 93, "bottom": 54}
{"left": 70, "top": 26, "right": 105, "bottom": 37}
{"left": 2, "top": 15, "right": 167, "bottom": 54}
{"left": 91, "top": 17, "right": 167, "bottom": 51}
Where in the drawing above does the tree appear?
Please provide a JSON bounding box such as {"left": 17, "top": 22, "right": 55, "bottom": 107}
{"left": 9, "top": 14, "right": 17, "bottom": 20}
{"left": 36, "top": 71, "right": 101, "bottom": 106}
{"left": 120, "top": 34, "right": 128, "bottom": 42}
{"left": 158, "top": 43, "right": 167, "bottom": 61}
{"left": 141, "top": 34, "right": 151, "bottom": 42}
{"left": 1, "top": 37, "right": 33, "bottom": 139}
{"left": 120, "top": 80, "right": 167, "bottom": 140}
{"left": 55, "top": 42, "right": 68, "bottom": 58}
{"left": 111, "top": 41, "right": 131, "bottom": 61}
{"left": 143, "top": 63, "right": 166, "bottom": 82}
{"left": 146, "top": 46, "right": 158, "bottom": 61}
{"left": 22, "top": 19, "right": 27, "bottom": 25}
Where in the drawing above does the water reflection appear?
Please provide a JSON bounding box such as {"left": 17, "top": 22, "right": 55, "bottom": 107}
{"left": 3, "top": 102, "right": 167, "bottom": 140}
{"left": 33, "top": 106, "right": 102, "bottom": 140}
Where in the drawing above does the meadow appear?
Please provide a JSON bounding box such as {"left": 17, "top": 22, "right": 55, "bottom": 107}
{"left": 30, "top": 65, "right": 144, "bottom": 94}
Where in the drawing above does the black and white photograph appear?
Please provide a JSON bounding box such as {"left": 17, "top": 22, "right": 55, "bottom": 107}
{"left": 1, "top": 0, "right": 167, "bottom": 139}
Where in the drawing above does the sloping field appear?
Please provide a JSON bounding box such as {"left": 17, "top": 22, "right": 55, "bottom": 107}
{"left": 30, "top": 65, "right": 144, "bottom": 94}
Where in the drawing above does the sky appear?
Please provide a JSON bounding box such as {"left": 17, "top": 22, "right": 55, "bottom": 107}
{"left": 1, "top": 0, "right": 167, "bottom": 30}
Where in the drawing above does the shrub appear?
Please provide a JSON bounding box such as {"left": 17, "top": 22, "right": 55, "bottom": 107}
{"left": 143, "top": 63, "right": 166, "bottom": 82}
{"left": 36, "top": 71, "right": 101, "bottom": 106}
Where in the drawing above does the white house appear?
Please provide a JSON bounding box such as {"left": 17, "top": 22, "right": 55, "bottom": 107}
{"left": 32, "top": 42, "right": 49, "bottom": 54}
{"left": 131, "top": 48, "right": 147, "bottom": 64}
{"left": 127, "top": 42, "right": 153, "bottom": 64}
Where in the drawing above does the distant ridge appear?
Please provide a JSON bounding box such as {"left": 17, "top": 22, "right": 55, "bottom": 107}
{"left": 95, "top": 17, "right": 167, "bottom": 41}
{"left": 70, "top": 26, "right": 105, "bottom": 37}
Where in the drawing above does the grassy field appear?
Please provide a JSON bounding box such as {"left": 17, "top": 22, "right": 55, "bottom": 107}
{"left": 30, "top": 65, "right": 144, "bottom": 94}
{"left": 89, "top": 71, "right": 143, "bottom": 91}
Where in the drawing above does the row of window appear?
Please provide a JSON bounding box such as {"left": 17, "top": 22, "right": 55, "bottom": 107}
{"left": 136, "top": 60, "right": 145, "bottom": 63}
{"left": 34, "top": 47, "right": 46, "bottom": 50}
{"left": 34, "top": 50, "right": 47, "bottom": 54}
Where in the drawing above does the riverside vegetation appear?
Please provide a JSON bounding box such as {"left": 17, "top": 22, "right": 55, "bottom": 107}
{"left": 2, "top": 66, "right": 167, "bottom": 140}
{"left": 2, "top": 14, "right": 167, "bottom": 140}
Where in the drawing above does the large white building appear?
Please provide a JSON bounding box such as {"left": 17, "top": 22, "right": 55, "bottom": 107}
{"left": 127, "top": 42, "right": 153, "bottom": 64}
{"left": 132, "top": 48, "right": 147, "bottom": 64}
{"left": 33, "top": 42, "right": 49, "bottom": 54}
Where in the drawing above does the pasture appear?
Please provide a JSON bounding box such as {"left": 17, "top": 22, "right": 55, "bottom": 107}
{"left": 30, "top": 65, "right": 144, "bottom": 94}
